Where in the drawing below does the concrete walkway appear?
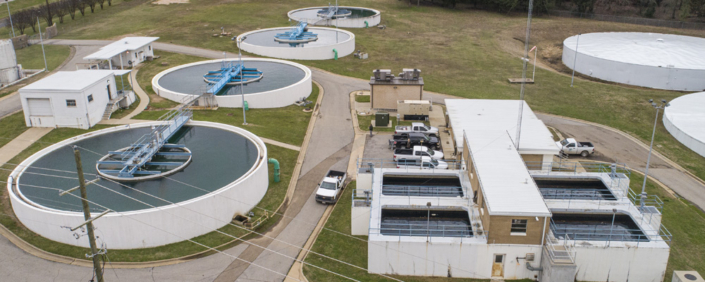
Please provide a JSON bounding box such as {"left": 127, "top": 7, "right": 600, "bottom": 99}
{"left": 0, "top": 127, "right": 53, "bottom": 165}
{"left": 121, "top": 68, "right": 150, "bottom": 120}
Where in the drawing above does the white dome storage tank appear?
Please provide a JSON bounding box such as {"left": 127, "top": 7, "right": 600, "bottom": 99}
{"left": 562, "top": 33, "right": 705, "bottom": 91}
{"left": 663, "top": 92, "right": 705, "bottom": 158}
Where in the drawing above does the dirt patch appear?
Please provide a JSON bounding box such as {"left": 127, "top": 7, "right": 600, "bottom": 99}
{"left": 152, "top": 0, "right": 189, "bottom": 5}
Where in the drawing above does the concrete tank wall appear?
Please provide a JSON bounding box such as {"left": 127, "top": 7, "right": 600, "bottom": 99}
{"left": 152, "top": 58, "right": 312, "bottom": 109}
{"left": 288, "top": 7, "right": 381, "bottom": 28}
{"left": 572, "top": 243, "right": 670, "bottom": 282}
{"left": 562, "top": 38, "right": 705, "bottom": 91}
{"left": 0, "top": 66, "right": 19, "bottom": 84}
{"left": 237, "top": 27, "right": 355, "bottom": 60}
{"left": 0, "top": 39, "right": 17, "bottom": 70}
{"left": 8, "top": 121, "right": 270, "bottom": 249}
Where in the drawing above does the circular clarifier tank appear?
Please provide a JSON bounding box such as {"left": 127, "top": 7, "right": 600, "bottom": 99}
{"left": 237, "top": 27, "right": 355, "bottom": 60}
{"left": 153, "top": 58, "right": 312, "bottom": 108}
{"left": 663, "top": 92, "right": 705, "bottom": 158}
{"left": 562, "top": 32, "right": 705, "bottom": 91}
{"left": 288, "top": 6, "right": 381, "bottom": 28}
{"left": 8, "top": 121, "right": 269, "bottom": 249}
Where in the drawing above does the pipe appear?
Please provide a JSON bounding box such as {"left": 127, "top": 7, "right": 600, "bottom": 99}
{"left": 526, "top": 262, "right": 543, "bottom": 271}
{"left": 364, "top": 21, "right": 369, "bottom": 28}
{"left": 333, "top": 49, "right": 338, "bottom": 60}
{"left": 268, "top": 158, "right": 280, "bottom": 183}
{"left": 243, "top": 101, "right": 249, "bottom": 111}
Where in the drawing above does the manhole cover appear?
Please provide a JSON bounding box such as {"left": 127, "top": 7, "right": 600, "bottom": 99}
{"left": 685, "top": 274, "right": 698, "bottom": 281}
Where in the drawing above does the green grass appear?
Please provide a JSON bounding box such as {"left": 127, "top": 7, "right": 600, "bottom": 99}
{"left": 303, "top": 174, "right": 705, "bottom": 282}
{"left": 0, "top": 111, "right": 29, "bottom": 148}
{"left": 1, "top": 0, "right": 47, "bottom": 20}
{"left": 134, "top": 81, "right": 319, "bottom": 146}
{"left": 0, "top": 126, "right": 300, "bottom": 262}
{"left": 108, "top": 94, "right": 140, "bottom": 119}
{"left": 6, "top": 0, "right": 701, "bottom": 182}
{"left": 135, "top": 50, "right": 204, "bottom": 109}
{"left": 355, "top": 95, "right": 370, "bottom": 103}
{"left": 0, "top": 44, "right": 70, "bottom": 98}
{"left": 358, "top": 115, "right": 413, "bottom": 132}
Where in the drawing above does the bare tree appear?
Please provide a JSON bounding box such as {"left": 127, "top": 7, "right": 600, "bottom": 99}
{"left": 98, "top": 0, "right": 106, "bottom": 9}
{"left": 107, "top": 0, "right": 112, "bottom": 6}
{"left": 29, "top": 8, "right": 40, "bottom": 33}
{"left": 67, "top": 0, "right": 78, "bottom": 19}
{"left": 86, "top": 0, "right": 97, "bottom": 13}
{"left": 77, "top": 0, "right": 87, "bottom": 16}
{"left": 43, "top": 0, "right": 54, "bottom": 27}
{"left": 11, "top": 10, "right": 30, "bottom": 35}
{"left": 53, "top": 1, "right": 67, "bottom": 23}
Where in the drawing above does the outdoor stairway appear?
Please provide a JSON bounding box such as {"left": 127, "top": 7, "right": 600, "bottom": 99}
{"left": 102, "top": 101, "right": 118, "bottom": 120}
{"left": 547, "top": 245, "right": 574, "bottom": 264}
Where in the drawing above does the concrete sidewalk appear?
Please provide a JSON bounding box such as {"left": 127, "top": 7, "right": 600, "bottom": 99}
{"left": 0, "top": 127, "right": 53, "bottom": 165}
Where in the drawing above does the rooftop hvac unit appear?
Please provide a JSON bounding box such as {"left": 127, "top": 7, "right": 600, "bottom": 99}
{"left": 400, "top": 68, "right": 421, "bottom": 80}
{"left": 373, "top": 69, "right": 392, "bottom": 81}
{"left": 673, "top": 271, "right": 704, "bottom": 282}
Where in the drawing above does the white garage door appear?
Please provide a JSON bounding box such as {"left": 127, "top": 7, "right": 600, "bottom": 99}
{"left": 27, "top": 98, "right": 53, "bottom": 116}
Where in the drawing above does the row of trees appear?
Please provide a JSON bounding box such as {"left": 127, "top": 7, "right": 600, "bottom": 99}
{"left": 5, "top": 0, "right": 114, "bottom": 35}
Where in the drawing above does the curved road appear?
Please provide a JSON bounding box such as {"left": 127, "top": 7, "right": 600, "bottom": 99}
{"left": 0, "top": 39, "right": 702, "bottom": 281}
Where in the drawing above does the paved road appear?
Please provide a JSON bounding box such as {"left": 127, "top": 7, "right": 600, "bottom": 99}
{"left": 2, "top": 39, "right": 703, "bottom": 282}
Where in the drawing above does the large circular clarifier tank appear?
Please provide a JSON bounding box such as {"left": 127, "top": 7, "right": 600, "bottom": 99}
{"left": 237, "top": 27, "right": 355, "bottom": 60}
{"left": 663, "top": 92, "right": 705, "bottom": 158}
{"left": 288, "top": 6, "right": 381, "bottom": 28}
{"left": 562, "top": 32, "right": 705, "bottom": 91}
{"left": 153, "top": 58, "right": 312, "bottom": 108}
{"left": 7, "top": 121, "right": 269, "bottom": 249}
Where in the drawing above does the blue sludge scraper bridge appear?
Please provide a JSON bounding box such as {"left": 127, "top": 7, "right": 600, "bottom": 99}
{"left": 274, "top": 21, "right": 318, "bottom": 43}
{"left": 203, "top": 60, "right": 263, "bottom": 95}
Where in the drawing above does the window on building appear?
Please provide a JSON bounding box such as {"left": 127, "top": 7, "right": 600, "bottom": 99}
{"left": 511, "top": 219, "right": 528, "bottom": 235}
{"left": 87, "top": 95, "right": 94, "bottom": 102}
{"left": 66, "top": 99, "right": 77, "bottom": 107}
{"left": 149, "top": 45, "right": 152, "bottom": 50}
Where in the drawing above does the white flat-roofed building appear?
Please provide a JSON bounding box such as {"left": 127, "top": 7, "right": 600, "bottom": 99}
{"left": 19, "top": 70, "right": 135, "bottom": 129}
{"left": 83, "top": 37, "right": 158, "bottom": 69}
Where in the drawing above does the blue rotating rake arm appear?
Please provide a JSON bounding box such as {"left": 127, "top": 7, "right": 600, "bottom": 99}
{"left": 274, "top": 22, "right": 317, "bottom": 41}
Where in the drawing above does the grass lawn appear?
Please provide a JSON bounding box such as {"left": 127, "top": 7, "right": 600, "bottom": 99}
{"left": 357, "top": 115, "right": 413, "bottom": 132}
{"left": 0, "top": 44, "right": 71, "bottom": 98}
{"left": 355, "top": 95, "right": 370, "bottom": 103}
{"left": 134, "top": 81, "right": 320, "bottom": 146}
{"left": 302, "top": 173, "right": 705, "bottom": 282}
{"left": 3, "top": 0, "right": 700, "bottom": 182}
{"left": 0, "top": 124, "right": 299, "bottom": 261}
{"left": 0, "top": 111, "right": 29, "bottom": 148}
{"left": 108, "top": 94, "right": 140, "bottom": 119}
{"left": 135, "top": 50, "right": 204, "bottom": 109}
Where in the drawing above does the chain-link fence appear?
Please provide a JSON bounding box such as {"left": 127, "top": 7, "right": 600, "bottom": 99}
{"left": 547, "top": 9, "right": 705, "bottom": 30}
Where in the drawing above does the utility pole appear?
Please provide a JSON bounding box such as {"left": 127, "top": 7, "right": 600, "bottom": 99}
{"left": 6, "top": 1, "right": 15, "bottom": 38}
{"left": 515, "top": 0, "right": 534, "bottom": 149}
{"left": 71, "top": 146, "right": 105, "bottom": 282}
{"left": 37, "top": 17, "right": 48, "bottom": 71}
{"left": 640, "top": 99, "right": 669, "bottom": 209}
{"left": 570, "top": 34, "right": 580, "bottom": 87}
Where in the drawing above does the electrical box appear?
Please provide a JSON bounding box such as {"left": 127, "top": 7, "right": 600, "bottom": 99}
{"left": 375, "top": 111, "right": 389, "bottom": 127}
{"left": 673, "top": 271, "right": 704, "bottom": 282}
{"left": 397, "top": 100, "right": 430, "bottom": 120}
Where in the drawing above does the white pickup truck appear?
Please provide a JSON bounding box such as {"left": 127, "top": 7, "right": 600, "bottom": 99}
{"left": 394, "top": 122, "right": 439, "bottom": 135}
{"left": 396, "top": 156, "right": 448, "bottom": 170}
{"left": 557, "top": 138, "right": 595, "bottom": 157}
{"left": 393, "top": 145, "right": 444, "bottom": 161}
{"left": 315, "top": 170, "right": 347, "bottom": 204}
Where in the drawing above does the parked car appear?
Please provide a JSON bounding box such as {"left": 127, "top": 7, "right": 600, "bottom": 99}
{"left": 393, "top": 145, "right": 444, "bottom": 161}
{"left": 315, "top": 170, "right": 347, "bottom": 204}
{"left": 389, "top": 132, "right": 440, "bottom": 150}
{"left": 394, "top": 122, "right": 439, "bottom": 135}
{"left": 556, "top": 138, "right": 595, "bottom": 157}
{"left": 396, "top": 156, "right": 448, "bottom": 170}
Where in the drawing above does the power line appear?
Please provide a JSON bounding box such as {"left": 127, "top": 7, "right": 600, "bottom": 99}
{"left": 0, "top": 180, "right": 303, "bottom": 282}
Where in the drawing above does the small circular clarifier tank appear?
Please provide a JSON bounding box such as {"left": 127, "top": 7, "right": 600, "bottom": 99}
{"left": 562, "top": 32, "right": 705, "bottom": 91}
{"left": 8, "top": 121, "right": 269, "bottom": 249}
{"left": 663, "top": 92, "right": 705, "bottom": 158}
{"left": 237, "top": 27, "right": 355, "bottom": 60}
{"left": 288, "top": 6, "right": 381, "bottom": 28}
{"left": 152, "top": 58, "right": 312, "bottom": 108}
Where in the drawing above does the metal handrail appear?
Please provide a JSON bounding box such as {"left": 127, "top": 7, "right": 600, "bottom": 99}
{"left": 371, "top": 223, "right": 479, "bottom": 238}
{"left": 545, "top": 236, "right": 576, "bottom": 264}
{"left": 550, "top": 220, "right": 672, "bottom": 244}
{"left": 524, "top": 161, "right": 631, "bottom": 176}
{"left": 357, "top": 158, "right": 462, "bottom": 171}
{"left": 381, "top": 185, "right": 464, "bottom": 197}
{"left": 540, "top": 188, "right": 617, "bottom": 201}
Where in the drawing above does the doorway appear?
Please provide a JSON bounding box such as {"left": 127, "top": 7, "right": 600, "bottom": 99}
{"left": 107, "top": 85, "right": 112, "bottom": 100}
{"left": 491, "top": 254, "right": 505, "bottom": 278}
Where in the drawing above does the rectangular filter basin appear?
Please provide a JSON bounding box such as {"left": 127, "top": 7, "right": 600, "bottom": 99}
{"left": 533, "top": 177, "right": 616, "bottom": 201}
{"left": 380, "top": 208, "right": 472, "bottom": 237}
{"left": 551, "top": 213, "right": 648, "bottom": 242}
{"left": 382, "top": 174, "right": 463, "bottom": 197}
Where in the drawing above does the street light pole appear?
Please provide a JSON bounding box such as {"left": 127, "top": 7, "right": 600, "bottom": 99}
{"left": 238, "top": 37, "right": 247, "bottom": 125}
{"left": 570, "top": 34, "right": 580, "bottom": 87}
{"left": 6, "top": 1, "right": 15, "bottom": 38}
{"left": 37, "top": 18, "right": 48, "bottom": 71}
{"left": 640, "top": 99, "right": 669, "bottom": 208}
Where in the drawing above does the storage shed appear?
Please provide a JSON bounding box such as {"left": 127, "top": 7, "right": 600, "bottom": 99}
{"left": 83, "top": 37, "right": 158, "bottom": 69}
{"left": 19, "top": 70, "right": 134, "bottom": 129}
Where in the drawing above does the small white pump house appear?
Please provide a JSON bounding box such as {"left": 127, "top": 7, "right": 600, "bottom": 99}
{"left": 83, "top": 37, "right": 158, "bottom": 69}
{"left": 19, "top": 70, "right": 134, "bottom": 129}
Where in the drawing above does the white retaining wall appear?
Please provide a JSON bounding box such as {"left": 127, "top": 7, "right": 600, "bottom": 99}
{"left": 572, "top": 244, "right": 670, "bottom": 282}
{"left": 562, "top": 41, "right": 705, "bottom": 91}
{"left": 8, "top": 121, "right": 269, "bottom": 249}
{"left": 237, "top": 27, "right": 355, "bottom": 60}
{"left": 152, "top": 58, "right": 312, "bottom": 109}
{"left": 288, "top": 7, "right": 381, "bottom": 28}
